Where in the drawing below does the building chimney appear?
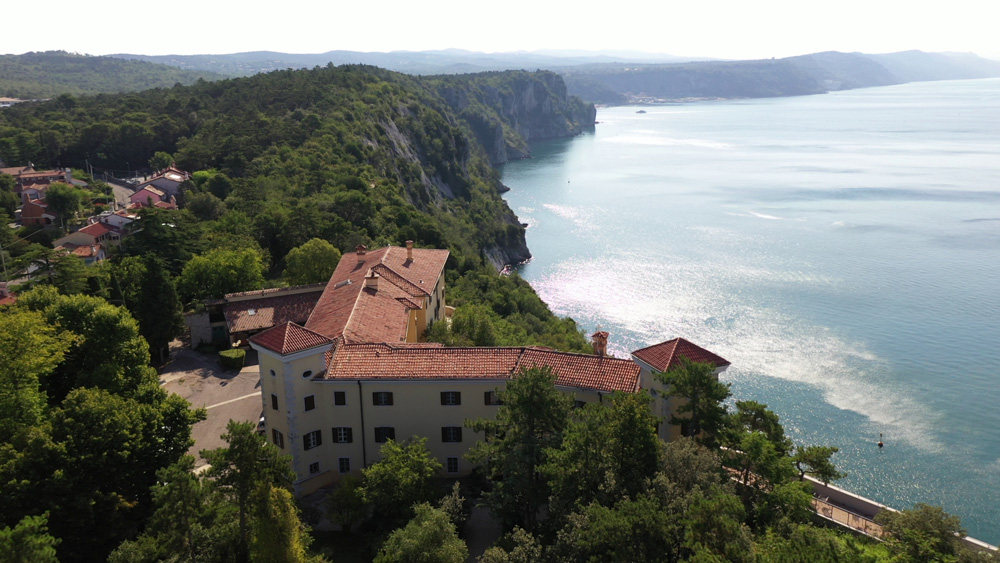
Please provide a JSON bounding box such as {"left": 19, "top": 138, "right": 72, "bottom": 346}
{"left": 364, "top": 269, "right": 379, "bottom": 291}
{"left": 591, "top": 331, "right": 609, "bottom": 357}
{"left": 405, "top": 240, "right": 413, "bottom": 261}
{"left": 356, "top": 244, "right": 367, "bottom": 256}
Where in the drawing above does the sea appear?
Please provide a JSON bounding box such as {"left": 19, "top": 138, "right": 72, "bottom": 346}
{"left": 499, "top": 78, "right": 1000, "bottom": 544}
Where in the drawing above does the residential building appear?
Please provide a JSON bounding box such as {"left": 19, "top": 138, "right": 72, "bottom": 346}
{"left": 129, "top": 185, "right": 176, "bottom": 209}
{"left": 19, "top": 195, "right": 55, "bottom": 227}
{"left": 249, "top": 243, "right": 729, "bottom": 496}
{"left": 52, "top": 221, "right": 123, "bottom": 249}
{"left": 135, "top": 166, "right": 190, "bottom": 198}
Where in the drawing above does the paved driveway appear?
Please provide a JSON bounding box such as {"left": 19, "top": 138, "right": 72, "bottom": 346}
{"left": 159, "top": 343, "right": 263, "bottom": 470}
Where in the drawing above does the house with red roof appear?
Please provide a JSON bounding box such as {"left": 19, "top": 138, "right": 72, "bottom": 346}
{"left": 53, "top": 221, "right": 123, "bottom": 250}
{"left": 249, "top": 243, "right": 729, "bottom": 495}
{"left": 135, "top": 166, "right": 190, "bottom": 199}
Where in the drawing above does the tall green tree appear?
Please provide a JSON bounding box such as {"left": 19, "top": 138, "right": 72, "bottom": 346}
{"left": 543, "top": 391, "right": 662, "bottom": 519}
{"left": 0, "top": 513, "right": 60, "bottom": 563}
{"left": 283, "top": 238, "right": 341, "bottom": 285}
{"left": 793, "top": 445, "right": 844, "bottom": 485}
{"left": 177, "top": 247, "right": 265, "bottom": 303}
{"left": 134, "top": 257, "right": 184, "bottom": 363}
{"left": 875, "top": 503, "right": 970, "bottom": 563}
{"left": 657, "top": 357, "right": 731, "bottom": 447}
{"left": 360, "top": 437, "right": 443, "bottom": 530}
{"left": 201, "top": 420, "right": 296, "bottom": 563}
{"left": 251, "top": 485, "right": 312, "bottom": 563}
{"left": 466, "top": 366, "right": 572, "bottom": 531}
{"left": 373, "top": 503, "right": 467, "bottom": 563}
{"left": 149, "top": 151, "right": 174, "bottom": 171}
{"left": 0, "top": 309, "right": 72, "bottom": 436}
{"left": 43, "top": 182, "right": 82, "bottom": 229}
{"left": 147, "top": 456, "right": 209, "bottom": 562}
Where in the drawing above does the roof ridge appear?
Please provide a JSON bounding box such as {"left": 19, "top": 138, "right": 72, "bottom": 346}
{"left": 372, "top": 262, "right": 429, "bottom": 296}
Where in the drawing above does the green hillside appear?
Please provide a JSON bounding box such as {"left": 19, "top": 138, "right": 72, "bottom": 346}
{"left": 0, "top": 51, "right": 223, "bottom": 99}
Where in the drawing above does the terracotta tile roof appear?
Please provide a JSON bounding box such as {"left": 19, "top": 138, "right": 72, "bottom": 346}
{"left": 249, "top": 322, "right": 334, "bottom": 355}
{"left": 78, "top": 222, "right": 118, "bottom": 237}
{"left": 58, "top": 243, "right": 103, "bottom": 258}
{"left": 324, "top": 343, "right": 640, "bottom": 393}
{"left": 225, "top": 291, "right": 325, "bottom": 334}
{"left": 631, "top": 338, "right": 731, "bottom": 372}
{"left": 134, "top": 186, "right": 166, "bottom": 198}
{"left": 306, "top": 246, "right": 448, "bottom": 341}
{"left": 0, "top": 166, "right": 33, "bottom": 176}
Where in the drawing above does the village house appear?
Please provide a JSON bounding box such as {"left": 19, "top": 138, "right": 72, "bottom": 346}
{"left": 249, "top": 243, "right": 729, "bottom": 496}
{"left": 19, "top": 195, "right": 55, "bottom": 227}
{"left": 53, "top": 221, "right": 123, "bottom": 251}
{"left": 129, "top": 185, "right": 177, "bottom": 209}
{"left": 135, "top": 165, "right": 190, "bottom": 199}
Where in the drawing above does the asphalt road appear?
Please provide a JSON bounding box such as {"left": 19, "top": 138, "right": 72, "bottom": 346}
{"left": 159, "top": 343, "right": 263, "bottom": 470}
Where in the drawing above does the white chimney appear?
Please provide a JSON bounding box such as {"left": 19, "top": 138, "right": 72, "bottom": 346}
{"left": 364, "top": 269, "right": 379, "bottom": 291}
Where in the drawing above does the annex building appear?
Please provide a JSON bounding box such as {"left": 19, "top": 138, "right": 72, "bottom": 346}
{"left": 250, "top": 243, "right": 729, "bottom": 496}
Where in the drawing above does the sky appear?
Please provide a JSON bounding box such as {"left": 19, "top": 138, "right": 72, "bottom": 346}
{"left": 3, "top": 0, "right": 997, "bottom": 60}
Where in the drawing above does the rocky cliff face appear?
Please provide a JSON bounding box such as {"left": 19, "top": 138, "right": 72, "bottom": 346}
{"left": 436, "top": 71, "right": 596, "bottom": 165}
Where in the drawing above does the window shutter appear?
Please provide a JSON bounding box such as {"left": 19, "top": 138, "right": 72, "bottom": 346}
{"left": 387, "top": 427, "right": 395, "bottom": 441}
{"left": 387, "top": 393, "right": 394, "bottom": 405}
{"left": 484, "top": 391, "right": 490, "bottom": 405}
{"left": 316, "top": 430, "right": 323, "bottom": 447}
{"left": 346, "top": 428, "right": 353, "bottom": 443}
{"left": 441, "top": 427, "right": 448, "bottom": 442}
{"left": 456, "top": 427, "right": 462, "bottom": 442}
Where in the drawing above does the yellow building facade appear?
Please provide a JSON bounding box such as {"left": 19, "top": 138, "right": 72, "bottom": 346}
{"left": 250, "top": 244, "right": 729, "bottom": 496}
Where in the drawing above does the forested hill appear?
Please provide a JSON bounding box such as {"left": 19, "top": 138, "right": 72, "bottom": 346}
{"left": 0, "top": 51, "right": 223, "bottom": 99}
{"left": 0, "top": 65, "right": 594, "bottom": 268}
{"left": 562, "top": 50, "right": 1000, "bottom": 103}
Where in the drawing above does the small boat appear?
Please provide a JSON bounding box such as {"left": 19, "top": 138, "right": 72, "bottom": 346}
{"left": 636, "top": 109, "right": 647, "bottom": 114}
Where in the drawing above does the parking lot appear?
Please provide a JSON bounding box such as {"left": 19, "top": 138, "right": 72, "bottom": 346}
{"left": 159, "top": 343, "right": 263, "bottom": 470}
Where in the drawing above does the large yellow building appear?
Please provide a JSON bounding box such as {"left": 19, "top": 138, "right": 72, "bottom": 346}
{"left": 250, "top": 243, "right": 729, "bottom": 496}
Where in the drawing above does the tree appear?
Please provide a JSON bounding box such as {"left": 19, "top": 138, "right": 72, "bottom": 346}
{"left": 793, "top": 445, "right": 844, "bottom": 484}
{"left": 48, "top": 252, "right": 89, "bottom": 295}
{"left": 0, "top": 513, "right": 60, "bottom": 563}
{"left": 284, "top": 238, "right": 341, "bottom": 285}
{"left": 17, "top": 287, "right": 158, "bottom": 402}
{"left": 177, "top": 247, "right": 265, "bottom": 303}
{"left": 251, "top": 485, "right": 312, "bottom": 563}
{"left": 133, "top": 257, "right": 184, "bottom": 364}
{"left": 544, "top": 391, "right": 662, "bottom": 519}
{"left": 552, "top": 495, "right": 681, "bottom": 563}
{"left": 360, "top": 437, "right": 443, "bottom": 529}
{"left": 149, "top": 151, "right": 174, "bottom": 171}
{"left": 327, "top": 475, "right": 367, "bottom": 534}
{"left": 478, "top": 527, "right": 543, "bottom": 563}
{"left": 43, "top": 182, "right": 82, "bottom": 229}
{"left": 147, "top": 456, "right": 208, "bottom": 562}
{"left": 0, "top": 309, "right": 72, "bottom": 436}
{"left": 466, "top": 365, "right": 572, "bottom": 531}
{"left": 682, "top": 491, "right": 754, "bottom": 563}
{"left": 373, "top": 503, "right": 467, "bottom": 563}
{"left": 185, "top": 191, "right": 227, "bottom": 221}
{"left": 875, "top": 503, "right": 968, "bottom": 563}
{"left": 201, "top": 420, "right": 296, "bottom": 563}
{"left": 657, "top": 357, "right": 731, "bottom": 447}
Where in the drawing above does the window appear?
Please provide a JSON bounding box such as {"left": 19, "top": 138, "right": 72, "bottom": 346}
{"left": 574, "top": 400, "right": 587, "bottom": 409}
{"left": 484, "top": 391, "right": 502, "bottom": 405}
{"left": 302, "top": 370, "right": 313, "bottom": 379}
{"left": 446, "top": 457, "right": 459, "bottom": 473}
{"left": 272, "top": 429, "right": 284, "bottom": 448}
{"left": 304, "top": 430, "right": 322, "bottom": 450}
{"left": 309, "top": 462, "right": 320, "bottom": 475}
{"left": 374, "top": 427, "right": 395, "bottom": 443}
{"left": 373, "top": 391, "right": 393, "bottom": 406}
{"left": 680, "top": 421, "right": 699, "bottom": 438}
{"left": 334, "top": 391, "right": 347, "bottom": 406}
{"left": 304, "top": 395, "right": 316, "bottom": 411}
{"left": 441, "top": 426, "right": 463, "bottom": 443}
{"left": 271, "top": 393, "right": 278, "bottom": 410}
{"left": 339, "top": 458, "right": 351, "bottom": 473}
{"left": 334, "top": 427, "right": 353, "bottom": 443}
{"left": 441, "top": 391, "right": 461, "bottom": 405}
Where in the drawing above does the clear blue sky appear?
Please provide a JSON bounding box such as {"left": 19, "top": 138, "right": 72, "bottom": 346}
{"left": 3, "top": 0, "right": 997, "bottom": 60}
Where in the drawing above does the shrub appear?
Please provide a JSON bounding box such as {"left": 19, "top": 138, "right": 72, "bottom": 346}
{"left": 219, "top": 348, "right": 246, "bottom": 369}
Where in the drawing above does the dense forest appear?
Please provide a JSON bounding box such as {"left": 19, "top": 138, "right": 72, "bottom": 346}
{"left": 1, "top": 63, "right": 994, "bottom": 561}
{"left": 0, "top": 51, "right": 223, "bottom": 99}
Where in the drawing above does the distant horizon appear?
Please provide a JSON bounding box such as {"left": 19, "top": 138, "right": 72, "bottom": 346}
{"left": 3, "top": 0, "right": 998, "bottom": 61}
{"left": 5, "top": 47, "right": 999, "bottom": 64}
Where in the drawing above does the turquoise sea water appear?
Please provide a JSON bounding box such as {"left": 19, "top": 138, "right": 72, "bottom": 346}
{"left": 500, "top": 78, "right": 1000, "bottom": 543}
